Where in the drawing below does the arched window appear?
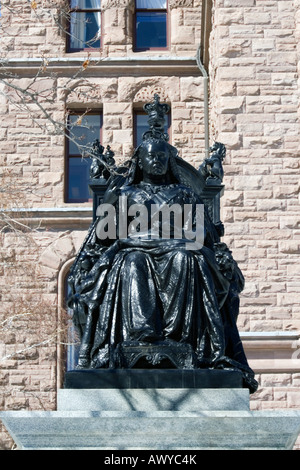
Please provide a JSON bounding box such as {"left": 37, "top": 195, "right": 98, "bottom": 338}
{"left": 65, "top": 278, "right": 80, "bottom": 371}
{"left": 57, "top": 259, "right": 80, "bottom": 380}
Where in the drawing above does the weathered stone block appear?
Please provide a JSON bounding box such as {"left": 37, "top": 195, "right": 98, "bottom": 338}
{"left": 180, "top": 77, "right": 203, "bottom": 102}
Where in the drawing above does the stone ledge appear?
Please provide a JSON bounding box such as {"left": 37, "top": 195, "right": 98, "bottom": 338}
{"left": 2, "top": 56, "right": 200, "bottom": 76}
{"left": 242, "top": 331, "right": 300, "bottom": 373}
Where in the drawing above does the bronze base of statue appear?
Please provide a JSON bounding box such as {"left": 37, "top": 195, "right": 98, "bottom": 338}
{"left": 113, "top": 339, "right": 197, "bottom": 369}
{"left": 64, "top": 368, "right": 245, "bottom": 390}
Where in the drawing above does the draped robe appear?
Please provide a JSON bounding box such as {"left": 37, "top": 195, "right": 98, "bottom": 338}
{"left": 68, "top": 181, "right": 257, "bottom": 392}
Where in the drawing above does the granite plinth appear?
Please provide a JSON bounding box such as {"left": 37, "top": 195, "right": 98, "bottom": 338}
{"left": 2, "top": 370, "right": 300, "bottom": 450}
{"left": 1, "top": 409, "right": 300, "bottom": 450}
{"left": 57, "top": 388, "right": 250, "bottom": 412}
{"left": 64, "top": 368, "right": 244, "bottom": 389}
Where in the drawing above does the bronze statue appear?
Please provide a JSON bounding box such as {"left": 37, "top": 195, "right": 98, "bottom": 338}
{"left": 67, "top": 95, "right": 258, "bottom": 393}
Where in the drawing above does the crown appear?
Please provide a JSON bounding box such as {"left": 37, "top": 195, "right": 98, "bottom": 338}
{"left": 142, "top": 94, "right": 170, "bottom": 142}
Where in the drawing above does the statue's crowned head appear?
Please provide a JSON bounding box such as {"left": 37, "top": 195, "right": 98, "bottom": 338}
{"left": 129, "top": 95, "right": 180, "bottom": 184}
{"left": 142, "top": 93, "right": 170, "bottom": 142}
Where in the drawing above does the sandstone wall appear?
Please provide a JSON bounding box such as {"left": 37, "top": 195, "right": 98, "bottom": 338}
{"left": 0, "top": 74, "right": 205, "bottom": 208}
{"left": 1, "top": 0, "right": 201, "bottom": 58}
{"left": 0, "top": 0, "right": 205, "bottom": 449}
{"left": 209, "top": 1, "right": 300, "bottom": 447}
{"left": 210, "top": 0, "right": 300, "bottom": 331}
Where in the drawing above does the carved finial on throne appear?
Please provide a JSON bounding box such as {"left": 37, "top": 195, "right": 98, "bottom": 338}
{"left": 89, "top": 140, "right": 115, "bottom": 180}
{"left": 199, "top": 142, "right": 226, "bottom": 185}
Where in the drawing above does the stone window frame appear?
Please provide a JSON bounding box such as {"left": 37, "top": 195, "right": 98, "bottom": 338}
{"left": 64, "top": 265, "right": 79, "bottom": 372}
{"left": 200, "top": 0, "right": 212, "bottom": 73}
{"left": 133, "top": 0, "right": 170, "bottom": 52}
{"left": 57, "top": 257, "right": 77, "bottom": 386}
{"left": 66, "top": 0, "right": 102, "bottom": 52}
{"left": 65, "top": 108, "right": 103, "bottom": 203}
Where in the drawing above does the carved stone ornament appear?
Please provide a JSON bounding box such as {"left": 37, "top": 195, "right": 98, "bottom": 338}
{"left": 101, "top": 0, "right": 196, "bottom": 11}
{"left": 101, "top": 0, "right": 135, "bottom": 11}
{"left": 66, "top": 85, "right": 103, "bottom": 105}
{"left": 134, "top": 86, "right": 169, "bottom": 104}
{"left": 169, "top": 0, "right": 194, "bottom": 9}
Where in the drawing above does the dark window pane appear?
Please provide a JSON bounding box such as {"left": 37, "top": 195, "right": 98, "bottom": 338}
{"left": 67, "top": 113, "right": 101, "bottom": 202}
{"left": 68, "top": 114, "right": 101, "bottom": 155}
{"left": 66, "top": 319, "right": 80, "bottom": 370}
{"left": 68, "top": 157, "right": 92, "bottom": 201}
{"left": 66, "top": 284, "right": 80, "bottom": 371}
{"left": 135, "top": 114, "right": 149, "bottom": 147}
{"left": 69, "top": 11, "right": 101, "bottom": 50}
{"left": 136, "top": 12, "right": 167, "bottom": 49}
{"left": 71, "top": 0, "right": 101, "bottom": 9}
{"left": 136, "top": 0, "right": 166, "bottom": 8}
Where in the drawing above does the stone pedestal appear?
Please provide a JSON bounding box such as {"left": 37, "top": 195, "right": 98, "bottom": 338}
{"left": 1, "top": 370, "right": 300, "bottom": 450}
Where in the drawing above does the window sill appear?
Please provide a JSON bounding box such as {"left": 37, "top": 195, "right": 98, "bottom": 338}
{"left": 4, "top": 56, "right": 200, "bottom": 75}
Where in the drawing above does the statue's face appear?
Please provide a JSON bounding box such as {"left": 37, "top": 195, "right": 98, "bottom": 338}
{"left": 138, "top": 141, "right": 170, "bottom": 180}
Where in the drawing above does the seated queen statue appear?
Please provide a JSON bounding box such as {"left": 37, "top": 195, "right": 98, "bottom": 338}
{"left": 67, "top": 95, "right": 258, "bottom": 393}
